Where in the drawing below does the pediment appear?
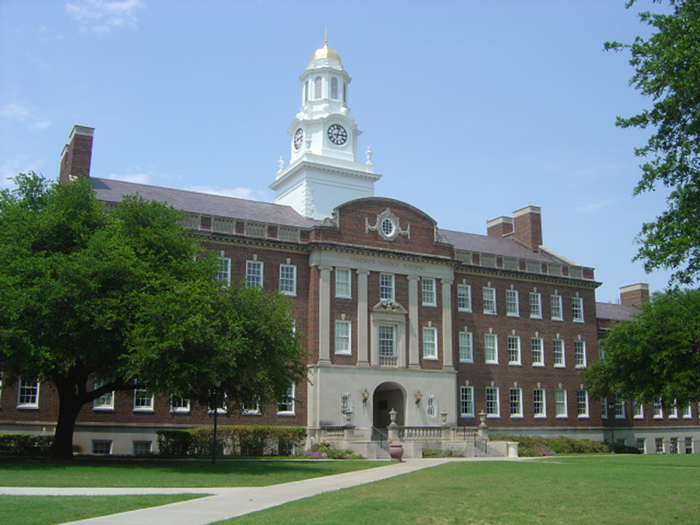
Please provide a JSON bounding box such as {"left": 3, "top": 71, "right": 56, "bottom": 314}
{"left": 371, "top": 300, "right": 408, "bottom": 315}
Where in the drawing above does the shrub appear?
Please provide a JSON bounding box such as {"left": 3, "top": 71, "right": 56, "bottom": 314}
{"left": 490, "top": 433, "right": 621, "bottom": 457}
{"left": 156, "top": 430, "right": 193, "bottom": 456}
{"left": 310, "top": 442, "right": 362, "bottom": 459}
{"left": 0, "top": 434, "right": 53, "bottom": 456}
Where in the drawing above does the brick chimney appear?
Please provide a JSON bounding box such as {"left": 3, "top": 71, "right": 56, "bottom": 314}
{"left": 487, "top": 216, "right": 514, "bottom": 238}
{"left": 619, "top": 283, "right": 649, "bottom": 307}
{"left": 59, "top": 125, "right": 94, "bottom": 184}
{"left": 512, "top": 205, "right": 542, "bottom": 251}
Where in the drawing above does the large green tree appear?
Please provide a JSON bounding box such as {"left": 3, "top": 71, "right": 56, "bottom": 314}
{"left": 0, "top": 173, "right": 306, "bottom": 459}
{"left": 582, "top": 288, "right": 700, "bottom": 405}
{"left": 610, "top": 0, "right": 700, "bottom": 285}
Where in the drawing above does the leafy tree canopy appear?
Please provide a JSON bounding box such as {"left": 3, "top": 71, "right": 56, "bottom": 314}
{"left": 609, "top": 0, "right": 700, "bottom": 286}
{"left": 582, "top": 288, "right": 700, "bottom": 406}
{"left": 0, "top": 173, "right": 307, "bottom": 458}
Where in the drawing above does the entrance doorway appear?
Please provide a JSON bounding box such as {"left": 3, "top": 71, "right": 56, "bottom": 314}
{"left": 372, "top": 382, "right": 405, "bottom": 436}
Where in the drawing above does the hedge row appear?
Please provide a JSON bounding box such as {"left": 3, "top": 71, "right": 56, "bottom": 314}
{"left": 157, "top": 425, "right": 307, "bottom": 457}
{"left": 0, "top": 434, "right": 53, "bottom": 455}
{"left": 489, "top": 433, "right": 641, "bottom": 456}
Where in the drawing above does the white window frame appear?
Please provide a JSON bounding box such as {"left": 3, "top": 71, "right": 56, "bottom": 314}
{"left": 555, "top": 389, "right": 568, "bottom": 418}
{"left": 572, "top": 296, "right": 584, "bottom": 322}
{"left": 133, "top": 388, "right": 154, "bottom": 412}
{"left": 510, "top": 388, "right": 523, "bottom": 418}
{"left": 380, "top": 273, "right": 395, "bottom": 301}
{"left": 279, "top": 264, "right": 297, "bottom": 296}
{"left": 533, "top": 388, "right": 546, "bottom": 418}
{"left": 277, "top": 384, "right": 295, "bottom": 414}
{"left": 668, "top": 402, "right": 678, "bottom": 419}
{"left": 682, "top": 405, "right": 693, "bottom": 419}
{"left": 216, "top": 257, "right": 231, "bottom": 285}
{"left": 17, "top": 378, "right": 40, "bottom": 409}
{"left": 505, "top": 289, "right": 519, "bottom": 317}
{"left": 484, "top": 333, "right": 498, "bottom": 364}
{"left": 531, "top": 337, "right": 544, "bottom": 366}
{"left": 245, "top": 260, "right": 263, "bottom": 288}
{"left": 170, "top": 395, "right": 191, "bottom": 413}
{"left": 93, "top": 377, "right": 114, "bottom": 411}
{"left": 550, "top": 294, "right": 563, "bottom": 320}
{"left": 378, "top": 324, "right": 397, "bottom": 366}
{"left": 485, "top": 387, "right": 500, "bottom": 418}
{"left": 483, "top": 287, "right": 496, "bottom": 315}
{"left": 457, "top": 284, "right": 472, "bottom": 312}
{"left": 133, "top": 441, "right": 152, "bottom": 456}
{"left": 335, "top": 268, "right": 351, "bottom": 298}
{"left": 553, "top": 339, "right": 565, "bottom": 368}
{"left": 92, "top": 440, "right": 112, "bottom": 455}
{"left": 529, "top": 292, "right": 542, "bottom": 319}
{"left": 458, "top": 331, "right": 473, "bottom": 363}
{"left": 460, "top": 386, "right": 475, "bottom": 418}
{"left": 242, "top": 397, "right": 260, "bottom": 415}
{"left": 426, "top": 395, "right": 438, "bottom": 418}
{"left": 422, "top": 327, "right": 438, "bottom": 360}
{"left": 422, "top": 278, "right": 436, "bottom": 306}
{"left": 653, "top": 400, "right": 663, "bottom": 419}
{"left": 577, "top": 390, "right": 589, "bottom": 418}
{"left": 574, "top": 340, "right": 586, "bottom": 368}
{"left": 633, "top": 400, "right": 644, "bottom": 419}
{"left": 507, "top": 335, "right": 521, "bottom": 365}
{"left": 602, "top": 400, "right": 608, "bottom": 419}
{"left": 335, "top": 320, "right": 352, "bottom": 355}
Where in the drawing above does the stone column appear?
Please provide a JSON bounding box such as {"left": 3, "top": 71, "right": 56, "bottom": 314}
{"left": 407, "top": 275, "right": 420, "bottom": 369}
{"left": 318, "top": 265, "right": 332, "bottom": 364}
{"left": 441, "top": 278, "right": 454, "bottom": 370}
{"left": 357, "top": 269, "right": 370, "bottom": 367}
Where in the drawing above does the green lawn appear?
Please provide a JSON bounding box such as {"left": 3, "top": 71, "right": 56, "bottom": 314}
{"left": 0, "top": 494, "right": 205, "bottom": 525}
{"left": 221, "top": 455, "right": 700, "bottom": 525}
{"left": 0, "top": 458, "right": 386, "bottom": 488}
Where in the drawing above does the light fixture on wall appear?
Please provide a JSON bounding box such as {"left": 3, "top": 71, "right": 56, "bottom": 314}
{"left": 415, "top": 391, "right": 422, "bottom": 404}
{"left": 362, "top": 389, "right": 370, "bottom": 403}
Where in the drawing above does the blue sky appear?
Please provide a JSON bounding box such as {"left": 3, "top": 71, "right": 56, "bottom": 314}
{"left": 1, "top": 0, "right": 677, "bottom": 302}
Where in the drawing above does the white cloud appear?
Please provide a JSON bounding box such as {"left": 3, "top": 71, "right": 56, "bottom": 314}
{"left": 186, "top": 185, "right": 267, "bottom": 201}
{"left": 575, "top": 201, "right": 610, "bottom": 213}
{"left": 29, "top": 120, "right": 52, "bottom": 131}
{"left": 65, "top": 0, "right": 145, "bottom": 34}
{"left": 0, "top": 157, "right": 46, "bottom": 190}
{"left": 1, "top": 103, "right": 52, "bottom": 132}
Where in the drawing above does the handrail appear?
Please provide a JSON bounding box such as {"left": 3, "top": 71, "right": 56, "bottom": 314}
{"left": 371, "top": 426, "right": 389, "bottom": 446}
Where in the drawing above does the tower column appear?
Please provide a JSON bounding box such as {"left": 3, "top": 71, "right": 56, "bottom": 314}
{"left": 441, "top": 279, "right": 454, "bottom": 370}
{"left": 318, "top": 265, "right": 332, "bottom": 364}
{"left": 357, "top": 269, "right": 370, "bottom": 367}
{"left": 407, "top": 275, "right": 420, "bottom": 369}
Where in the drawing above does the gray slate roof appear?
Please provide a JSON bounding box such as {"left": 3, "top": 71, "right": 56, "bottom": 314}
{"left": 92, "top": 178, "right": 319, "bottom": 229}
{"left": 93, "top": 178, "right": 580, "bottom": 264}
{"left": 596, "top": 302, "right": 639, "bottom": 322}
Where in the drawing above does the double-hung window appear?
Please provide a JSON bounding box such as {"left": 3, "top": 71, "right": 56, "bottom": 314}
{"left": 555, "top": 389, "right": 568, "bottom": 418}
{"left": 460, "top": 386, "right": 475, "bottom": 417}
{"left": 486, "top": 387, "right": 500, "bottom": 417}
{"left": 277, "top": 384, "right": 295, "bottom": 414}
{"left": 653, "top": 400, "right": 663, "bottom": 418}
{"left": 279, "top": 264, "right": 296, "bottom": 295}
{"left": 246, "top": 260, "right": 263, "bottom": 288}
{"left": 457, "top": 284, "right": 472, "bottom": 312}
{"left": 484, "top": 333, "right": 498, "bottom": 364}
{"left": 335, "top": 320, "right": 352, "bottom": 355}
{"left": 17, "top": 378, "right": 39, "bottom": 409}
{"left": 572, "top": 297, "right": 584, "bottom": 322}
{"left": 458, "top": 331, "right": 473, "bottom": 363}
{"left": 170, "top": 396, "right": 191, "bottom": 413}
{"left": 507, "top": 335, "right": 521, "bottom": 365}
{"left": 93, "top": 377, "right": 114, "bottom": 410}
{"left": 529, "top": 292, "right": 542, "bottom": 319}
{"left": 533, "top": 389, "right": 546, "bottom": 418}
{"left": 505, "top": 289, "right": 519, "bottom": 316}
{"left": 633, "top": 399, "right": 644, "bottom": 419}
{"left": 510, "top": 388, "right": 523, "bottom": 417}
{"left": 133, "top": 388, "right": 154, "bottom": 412}
{"left": 380, "top": 274, "right": 395, "bottom": 301}
{"left": 531, "top": 337, "right": 544, "bottom": 366}
{"left": 423, "top": 327, "right": 438, "bottom": 359}
{"left": 550, "top": 295, "right": 563, "bottom": 320}
{"left": 422, "top": 278, "right": 436, "bottom": 306}
{"left": 483, "top": 287, "right": 496, "bottom": 314}
{"left": 216, "top": 257, "right": 231, "bottom": 285}
{"left": 614, "top": 394, "right": 626, "bottom": 419}
{"left": 574, "top": 340, "right": 586, "bottom": 368}
{"left": 577, "top": 390, "right": 589, "bottom": 418}
{"left": 335, "top": 268, "right": 351, "bottom": 298}
{"left": 378, "top": 325, "right": 397, "bottom": 366}
{"left": 553, "top": 339, "right": 565, "bottom": 367}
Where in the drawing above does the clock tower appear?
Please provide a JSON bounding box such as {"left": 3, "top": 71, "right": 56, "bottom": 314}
{"left": 270, "top": 38, "right": 381, "bottom": 220}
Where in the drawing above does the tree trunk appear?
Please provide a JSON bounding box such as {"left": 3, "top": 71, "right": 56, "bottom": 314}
{"left": 50, "top": 383, "right": 84, "bottom": 460}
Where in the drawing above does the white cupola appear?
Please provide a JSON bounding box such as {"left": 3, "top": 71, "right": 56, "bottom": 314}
{"left": 270, "top": 37, "right": 381, "bottom": 220}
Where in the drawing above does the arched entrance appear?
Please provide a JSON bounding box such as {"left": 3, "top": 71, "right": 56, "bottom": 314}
{"left": 372, "top": 382, "right": 405, "bottom": 433}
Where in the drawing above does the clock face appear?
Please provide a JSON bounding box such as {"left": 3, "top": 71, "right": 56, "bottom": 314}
{"left": 293, "top": 128, "right": 304, "bottom": 151}
{"left": 327, "top": 124, "right": 348, "bottom": 146}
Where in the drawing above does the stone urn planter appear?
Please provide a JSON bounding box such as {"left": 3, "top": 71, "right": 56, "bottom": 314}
{"left": 389, "top": 443, "right": 404, "bottom": 462}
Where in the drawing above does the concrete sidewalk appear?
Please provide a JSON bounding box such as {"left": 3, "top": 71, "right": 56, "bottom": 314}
{"left": 2, "top": 457, "right": 504, "bottom": 525}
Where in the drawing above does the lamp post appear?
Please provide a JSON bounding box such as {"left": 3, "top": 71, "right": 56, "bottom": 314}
{"left": 212, "top": 379, "right": 222, "bottom": 465}
{"left": 607, "top": 400, "right": 616, "bottom": 454}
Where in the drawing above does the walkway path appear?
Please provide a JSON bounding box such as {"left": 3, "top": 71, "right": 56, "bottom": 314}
{"left": 2, "top": 457, "right": 526, "bottom": 525}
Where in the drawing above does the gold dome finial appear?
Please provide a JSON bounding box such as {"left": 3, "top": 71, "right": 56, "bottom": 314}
{"left": 311, "top": 26, "right": 340, "bottom": 62}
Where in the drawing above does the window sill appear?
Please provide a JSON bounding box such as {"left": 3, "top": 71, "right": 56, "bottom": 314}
{"left": 530, "top": 316, "right": 542, "bottom": 320}
{"left": 171, "top": 409, "right": 191, "bottom": 414}
{"left": 532, "top": 364, "right": 545, "bottom": 368}
{"left": 459, "top": 360, "right": 474, "bottom": 364}
{"left": 486, "top": 415, "right": 500, "bottom": 419}
{"left": 133, "top": 408, "right": 155, "bottom": 413}
{"left": 423, "top": 356, "right": 439, "bottom": 361}
{"left": 551, "top": 318, "right": 563, "bottom": 322}
{"left": 554, "top": 364, "right": 566, "bottom": 369}
{"left": 485, "top": 361, "right": 499, "bottom": 365}
{"left": 534, "top": 415, "right": 547, "bottom": 419}
{"left": 16, "top": 405, "right": 39, "bottom": 410}
{"left": 508, "top": 362, "right": 522, "bottom": 366}
{"left": 510, "top": 415, "right": 523, "bottom": 419}
{"left": 578, "top": 416, "right": 590, "bottom": 420}
{"left": 93, "top": 407, "right": 115, "bottom": 412}
{"left": 335, "top": 352, "right": 352, "bottom": 356}
{"left": 276, "top": 412, "right": 295, "bottom": 416}
{"left": 457, "top": 308, "right": 472, "bottom": 313}
{"left": 506, "top": 313, "right": 519, "bottom": 317}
